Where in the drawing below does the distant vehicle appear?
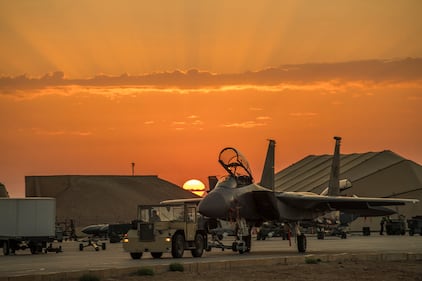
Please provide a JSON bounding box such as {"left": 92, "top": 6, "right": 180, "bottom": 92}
{"left": 108, "top": 223, "right": 131, "bottom": 243}
{"left": 386, "top": 218, "right": 406, "bottom": 235}
{"left": 407, "top": 216, "right": 422, "bottom": 236}
{"left": 123, "top": 202, "right": 207, "bottom": 259}
{"left": 0, "top": 198, "right": 61, "bottom": 255}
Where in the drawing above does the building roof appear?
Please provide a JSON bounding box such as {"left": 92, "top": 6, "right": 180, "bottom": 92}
{"left": 275, "top": 150, "right": 422, "bottom": 196}
{"left": 25, "top": 175, "right": 199, "bottom": 226}
{"left": 0, "top": 182, "right": 9, "bottom": 197}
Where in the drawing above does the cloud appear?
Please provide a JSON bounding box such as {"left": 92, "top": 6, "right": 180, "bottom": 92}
{"left": 289, "top": 112, "right": 318, "bottom": 117}
{"left": 1, "top": 58, "right": 422, "bottom": 94}
{"left": 172, "top": 121, "right": 186, "bottom": 126}
{"left": 191, "top": 120, "right": 203, "bottom": 126}
{"left": 30, "top": 128, "right": 92, "bottom": 136}
{"left": 222, "top": 121, "right": 267, "bottom": 129}
{"left": 256, "top": 116, "right": 272, "bottom": 120}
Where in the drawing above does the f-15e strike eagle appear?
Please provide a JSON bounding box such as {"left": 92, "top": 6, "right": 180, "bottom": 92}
{"left": 197, "top": 137, "right": 418, "bottom": 253}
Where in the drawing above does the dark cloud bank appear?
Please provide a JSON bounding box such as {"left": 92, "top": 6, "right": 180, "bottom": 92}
{"left": 1, "top": 58, "right": 421, "bottom": 93}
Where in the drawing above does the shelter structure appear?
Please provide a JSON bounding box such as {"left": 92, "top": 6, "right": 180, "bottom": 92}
{"left": 0, "top": 182, "right": 9, "bottom": 197}
{"left": 275, "top": 150, "right": 422, "bottom": 232}
{"left": 25, "top": 175, "right": 199, "bottom": 227}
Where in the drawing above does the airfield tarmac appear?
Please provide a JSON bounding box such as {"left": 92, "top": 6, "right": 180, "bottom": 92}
{"left": 0, "top": 234, "right": 421, "bottom": 280}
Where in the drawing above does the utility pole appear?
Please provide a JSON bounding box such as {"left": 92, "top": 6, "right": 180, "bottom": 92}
{"left": 131, "top": 162, "right": 135, "bottom": 176}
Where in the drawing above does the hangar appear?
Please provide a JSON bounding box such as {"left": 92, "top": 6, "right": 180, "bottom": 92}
{"left": 275, "top": 150, "right": 422, "bottom": 232}
{"left": 0, "top": 182, "right": 8, "bottom": 197}
{"left": 25, "top": 175, "right": 199, "bottom": 228}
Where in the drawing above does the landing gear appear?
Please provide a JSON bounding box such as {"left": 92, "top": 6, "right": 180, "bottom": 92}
{"left": 297, "top": 234, "right": 307, "bottom": 253}
{"left": 233, "top": 234, "right": 251, "bottom": 254}
{"left": 288, "top": 222, "right": 307, "bottom": 253}
{"left": 232, "top": 218, "right": 251, "bottom": 254}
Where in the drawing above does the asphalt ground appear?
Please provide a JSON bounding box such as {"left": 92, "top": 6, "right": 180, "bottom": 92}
{"left": 0, "top": 234, "right": 421, "bottom": 279}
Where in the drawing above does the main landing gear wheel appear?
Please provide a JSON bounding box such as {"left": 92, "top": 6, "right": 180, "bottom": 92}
{"left": 297, "top": 234, "right": 307, "bottom": 253}
{"left": 171, "top": 233, "right": 185, "bottom": 258}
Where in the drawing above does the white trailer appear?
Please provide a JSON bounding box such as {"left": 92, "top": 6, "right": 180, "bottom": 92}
{"left": 0, "top": 198, "right": 57, "bottom": 255}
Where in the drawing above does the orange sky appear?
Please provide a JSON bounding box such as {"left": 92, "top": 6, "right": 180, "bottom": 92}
{"left": 1, "top": 1, "right": 422, "bottom": 197}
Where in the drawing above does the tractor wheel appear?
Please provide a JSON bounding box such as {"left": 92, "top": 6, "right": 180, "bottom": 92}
{"left": 171, "top": 233, "right": 185, "bottom": 258}
{"left": 191, "top": 233, "right": 204, "bottom": 257}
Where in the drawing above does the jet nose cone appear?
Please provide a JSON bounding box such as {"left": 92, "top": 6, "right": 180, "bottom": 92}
{"left": 198, "top": 192, "right": 229, "bottom": 218}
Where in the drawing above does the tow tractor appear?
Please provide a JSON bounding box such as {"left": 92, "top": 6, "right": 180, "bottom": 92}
{"left": 123, "top": 202, "right": 207, "bottom": 259}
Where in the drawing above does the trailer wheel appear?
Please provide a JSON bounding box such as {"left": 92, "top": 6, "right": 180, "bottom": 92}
{"left": 3, "top": 241, "right": 10, "bottom": 256}
{"left": 151, "top": 252, "right": 163, "bottom": 259}
{"left": 79, "top": 243, "right": 84, "bottom": 251}
{"left": 30, "top": 244, "right": 40, "bottom": 255}
{"left": 130, "top": 252, "right": 142, "bottom": 259}
{"left": 171, "top": 233, "right": 185, "bottom": 258}
{"left": 101, "top": 242, "right": 106, "bottom": 250}
{"left": 191, "top": 233, "right": 204, "bottom": 257}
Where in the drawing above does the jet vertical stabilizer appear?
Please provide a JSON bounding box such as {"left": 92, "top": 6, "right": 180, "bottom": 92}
{"left": 328, "top": 136, "right": 341, "bottom": 196}
{"left": 259, "top": 139, "right": 276, "bottom": 190}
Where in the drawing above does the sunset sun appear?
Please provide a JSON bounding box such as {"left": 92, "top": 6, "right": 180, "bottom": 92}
{"left": 183, "top": 179, "right": 206, "bottom": 197}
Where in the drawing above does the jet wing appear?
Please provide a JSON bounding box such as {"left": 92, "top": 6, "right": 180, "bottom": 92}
{"left": 253, "top": 190, "right": 418, "bottom": 220}
{"left": 276, "top": 191, "right": 418, "bottom": 211}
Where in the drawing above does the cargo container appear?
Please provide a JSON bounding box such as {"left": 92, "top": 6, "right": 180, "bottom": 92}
{"left": 0, "top": 198, "right": 57, "bottom": 255}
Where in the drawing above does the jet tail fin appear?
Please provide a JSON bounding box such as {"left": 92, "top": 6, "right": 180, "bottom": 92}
{"left": 260, "top": 139, "right": 276, "bottom": 190}
{"left": 328, "top": 136, "right": 342, "bottom": 196}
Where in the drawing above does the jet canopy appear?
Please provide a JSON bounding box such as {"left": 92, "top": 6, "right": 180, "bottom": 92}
{"left": 218, "top": 147, "right": 253, "bottom": 184}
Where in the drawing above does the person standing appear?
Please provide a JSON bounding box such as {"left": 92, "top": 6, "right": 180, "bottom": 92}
{"left": 380, "top": 217, "right": 386, "bottom": 235}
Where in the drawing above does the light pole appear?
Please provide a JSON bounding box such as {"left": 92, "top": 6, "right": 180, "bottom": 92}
{"left": 131, "top": 162, "right": 135, "bottom": 176}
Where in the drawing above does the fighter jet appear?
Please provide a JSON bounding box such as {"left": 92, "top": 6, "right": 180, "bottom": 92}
{"left": 198, "top": 137, "right": 418, "bottom": 253}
